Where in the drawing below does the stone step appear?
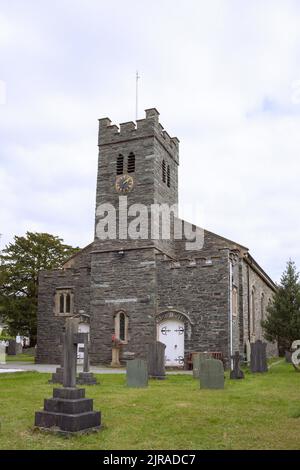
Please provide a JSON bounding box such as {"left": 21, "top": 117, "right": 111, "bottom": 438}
{"left": 35, "top": 410, "right": 101, "bottom": 433}
{"left": 44, "top": 397, "right": 93, "bottom": 414}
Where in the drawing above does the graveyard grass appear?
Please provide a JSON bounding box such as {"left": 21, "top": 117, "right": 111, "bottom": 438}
{"left": 0, "top": 361, "right": 300, "bottom": 450}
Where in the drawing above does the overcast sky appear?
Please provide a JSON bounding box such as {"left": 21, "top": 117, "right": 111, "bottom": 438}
{"left": 1, "top": 0, "right": 300, "bottom": 282}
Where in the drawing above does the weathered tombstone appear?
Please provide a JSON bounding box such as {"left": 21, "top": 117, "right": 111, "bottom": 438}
{"left": 147, "top": 341, "right": 166, "bottom": 379}
{"left": 127, "top": 359, "right": 148, "bottom": 388}
{"left": 35, "top": 316, "right": 101, "bottom": 434}
{"left": 250, "top": 340, "right": 268, "bottom": 373}
{"left": 0, "top": 341, "right": 6, "bottom": 364}
{"left": 77, "top": 333, "right": 98, "bottom": 385}
{"left": 291, "top": 340, "right": 300, "bottom": 372}
{"left": 199, "top": 358, "right": 224, "bottom": 389}
{"left": 246, "top": 340, "right": 251, "bottom": 364}
{"left": 49, "top": 333, "right": 64, "bottom": 384}
{"left": 7, "top": 339, "right": 22, "bottom": 356}
{"left": 193, "top": 352, "right": 210, "bottom": 378}
{"left": 230, "top": 351, "right": 244, "bottom": 379}
{"left": 285, "top": 350, "right": 292, "bottom": 363}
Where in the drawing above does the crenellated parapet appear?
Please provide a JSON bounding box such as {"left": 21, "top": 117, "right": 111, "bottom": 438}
{"left": 98, "top": 108, "right": 179, "bottom": 164}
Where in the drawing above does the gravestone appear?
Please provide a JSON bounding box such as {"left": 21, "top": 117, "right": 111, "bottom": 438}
{"left": 127, "top": 359, "right": 148, "bottom": 388}
{"left": 246, "top": 340, "right": 251, "bottom": 364}
{"left": 285, "top": 350, "right": 292, "bottom": 363}
{"left": 49, "top": 334, "right": 64, "bottom": 384}
{"left": 7, "top": 339, "right": 22, "bottom": 356}
{"left": 230, "top": 351, "right": 244, "bottom": 379}
{"left": 0, "top": 341, "right": 6, "bottom": 364}
{"left": 199, "top": 358, "right": 224, "bottom": 389}
{"left": 77, "top": 333, "right": 98, "bottom": 385}
{"left": 250, "top": 340, "right": 268, "bottom": 373}
{"left": 291, "top": 340, "right": 300, "bottom": 372}
{"left": 193, "top": 352, "right": 210, "bottom": 378}
{"left": 147, "top": 341, "right": 166, "bottom": 379}
{"left": 35, "top": 316, "right": 101, "bottom": 434}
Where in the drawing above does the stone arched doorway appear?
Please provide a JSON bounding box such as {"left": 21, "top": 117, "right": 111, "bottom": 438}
{"left": 156, "top": 310, "right": 193, "bottom": 367}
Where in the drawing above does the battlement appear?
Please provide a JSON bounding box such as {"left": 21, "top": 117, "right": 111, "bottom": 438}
{"left": 98, "top": 108, "right": 179, "bottom": 162}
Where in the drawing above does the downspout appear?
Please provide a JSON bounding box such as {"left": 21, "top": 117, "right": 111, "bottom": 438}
{"left": 229, "top": 260, "right": 233, "bottom": 369}
{"left": 247, "top": 264, "right": 251, "bottom": 342}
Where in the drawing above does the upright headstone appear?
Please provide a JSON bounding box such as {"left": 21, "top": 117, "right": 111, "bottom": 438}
{"left": 246, "top": 340, "right": 251, "bottom": 364}
{"left": 285, "top": 350, "right": 292, "bottom": 363}
{"left": 147, "top": 341, "right": 166, "bottom": 379}
{"left": 230, "top": 351, "right": 244, "bottom": 379}
{"left": 35, "top": 316, "right": 101, "bottom": 434}
{"left": 193, "top": 352, "right": 210, "bottom": 378}
{"left": 0, "top": 341, "right": 6, "bottom": 364}
{"left": 7, "top": 339, "right": 22, "bottom": 356}
{"left": 77, "top": 333, "right": 98, "bottom": 385}
{"left": 250, "top": 340, "right": 268, "bottom": 373}
{"left": 127, "top": 359, "right": 148, "bottom": 388}
{"left": 49, "top": 333, "right": 64, "bottom": 384}
{"left": 199, "top": 358, "right": 224, "bottom": 389}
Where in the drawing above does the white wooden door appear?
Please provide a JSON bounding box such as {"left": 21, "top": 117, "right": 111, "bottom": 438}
{"left": 77, "top": 323, "right": 90, "bottom": 364}
{"left": 158, "top": 319, "right": 184, "bottom": 367}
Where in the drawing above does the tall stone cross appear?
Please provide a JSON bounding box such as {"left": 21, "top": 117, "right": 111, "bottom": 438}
{"left": 62, "top": 317, "right": 86, "bottom": 388}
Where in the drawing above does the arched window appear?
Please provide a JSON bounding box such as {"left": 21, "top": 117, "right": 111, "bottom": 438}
{"left": 65, "top": 294, "right": 71, "bottom": 313}
{"left": 251, "top": 287, "right": 256, "bottom": 335}
{"left": 114, "top": 311, "right": 128, "bottom": 343}
{"left": 119, "top": 312, "right": 126, "bottom": 341}
{"left": 162, "top": 160, "right": 166, "bottom": 183}
{"left": 127, "top": 152, "right": 135, "bottom": 173}
{"left": 59, "top": 294, "right": 64, "bottom": 314}
{"left": 261, "top": 293, "right": 265, "bottom": 321}
{"left": 56, "top": 289, "right": 73, "bottom": 316}
{"left": 116, "top": 154, "right": 124, "bottom": 175}
{"left": 167, "top": 165, "right": 170, "bottom": 187}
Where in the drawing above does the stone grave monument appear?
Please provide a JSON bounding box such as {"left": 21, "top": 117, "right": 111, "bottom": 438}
{"left": 7, "top": 339, "right": 22, "bottom": 356}
{"left": 285, "top": 350, "right": 292, "bottom": 363}
{"left": 77, "top": 333, "right": 98, "bottom": 385}
{"left": 193, "top": 352, "right": 210, "bottom": 378}
{"left": 49, "top": 333, "right": 64, "bottom": 384}
{"left": 250, "top": 340, "right": 268, "bottom": 373}
{"left": 35, "top": 316, "right": 101, "bottom": 434}
{"left": 199, "top": 358, "right": 224, "bottom": 389}
{"left": 147, "top": 341, "right": 166, "bottom": 379}
{"left": 230, "top": 351, "right": 244, "bottom": 379}
{"left": 126, "top": 359, "right": 148, "bottom": 388}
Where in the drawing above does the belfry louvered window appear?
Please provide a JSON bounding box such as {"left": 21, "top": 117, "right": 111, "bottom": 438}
{"left": 116, "top": 154, "right": 124, "bottom": 175}
{"left": 167, "top": 165, "right": 170, "bottom": 187}
{"left": 127, "top": 152, "right": 135, "bottom": 173}
{"left": 162, "top": 159, "right": 166, "bottom": 183}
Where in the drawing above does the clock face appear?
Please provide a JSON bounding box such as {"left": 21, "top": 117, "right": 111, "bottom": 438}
{"left": 115, "top": 174, "right": 134, "bottom": 194}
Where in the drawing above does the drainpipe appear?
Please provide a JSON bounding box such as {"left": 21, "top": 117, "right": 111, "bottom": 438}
{"left": 229, "top": 261, "right": 233, "bottom": 369}
{"left": 247, "top": 264, "right": 251, "bottom": 342}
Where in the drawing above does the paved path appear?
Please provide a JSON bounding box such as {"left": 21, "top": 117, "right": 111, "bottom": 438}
{"left": 0, "top": 362, "right": 192, "bottom": 375}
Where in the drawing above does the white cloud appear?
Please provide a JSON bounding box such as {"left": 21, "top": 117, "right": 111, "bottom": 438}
{"left": 1, "top": 0, "right": 300, "bottom": 281}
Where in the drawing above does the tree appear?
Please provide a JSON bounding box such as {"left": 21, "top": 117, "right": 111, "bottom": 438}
{"left": 262, "top": 260, "right": 300, "bottom": 354}
{"left": 0, "top": 232, "right": 80, "bottom": 345}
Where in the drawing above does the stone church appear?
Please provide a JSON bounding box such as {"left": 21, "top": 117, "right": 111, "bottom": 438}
{"left": 36, "top": 108, "right": 277, "bottom": 367}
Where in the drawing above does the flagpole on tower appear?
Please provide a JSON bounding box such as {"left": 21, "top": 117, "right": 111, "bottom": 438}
{"left": 135, "top": 71, "right": 140, "bottom": 121}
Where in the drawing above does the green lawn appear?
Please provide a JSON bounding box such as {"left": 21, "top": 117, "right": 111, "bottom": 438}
{"left": 0, "top": 361, "right": 300, "bottom": 450}
{"left": 5, "top": 354, "right": 35, "bottom": 363}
